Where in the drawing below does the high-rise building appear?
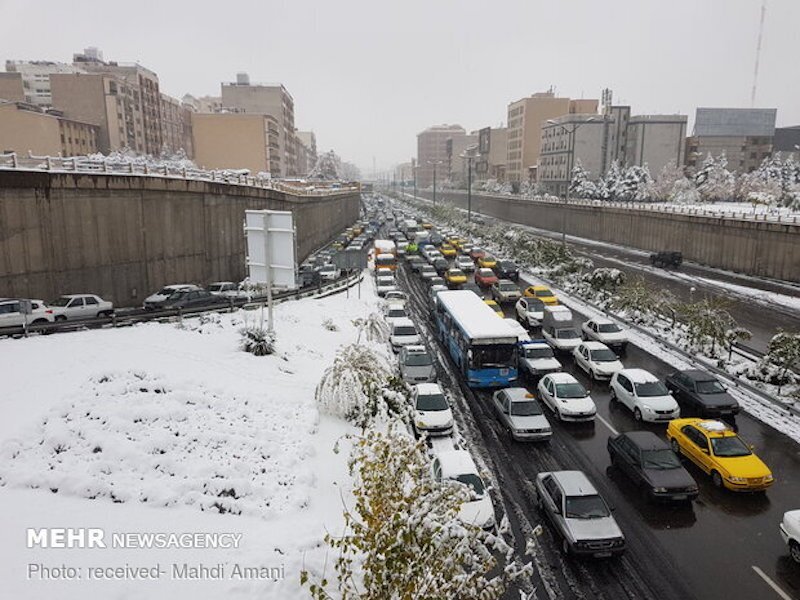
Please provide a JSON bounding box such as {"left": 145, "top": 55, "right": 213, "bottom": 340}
{"left": 685, "top": 108, "right": 777, "bottom": 173}
{"left": 0, "top": 73, "right": 25, "bottom": 102}
{"left": 296, "top": 131, "right": 317, "bottom": 166}
{"left": 159, "top": 93, "right": 194, "bottom": 157}
{"left": 4, "top": 60, "right": 83, "bottom": 108}
{"left": 476, "top": 126, "right": 508, "bottom": 182}
{"left": 416, "top": 124, "right": 465, "bottom": 187}
{"left": 191, "top": 112, "right": 280, "bottom": 176}
{"left": 446, "top": 133, "right": 478, "bottom": 185}
{"left": 0, "top": 100, "right": 98, "bottom": 156}
{"left": 506, "top": 92, "right": 599, "bottom": 183}
{"left": 394, "top": 161, "right": 414, "bottom": 184}
{"left": 182, "top": 94, "right": 222, "bottom": 114}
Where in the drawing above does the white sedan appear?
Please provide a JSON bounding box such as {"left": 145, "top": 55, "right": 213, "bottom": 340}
{"left": 411, "top": 383, "right": 454, "bottom": 437}
{"left": 610, "top": 368, "right": 680, "bottom": 423}
{"left": 780, "top": 510, "right": 800, "bottom": 564}
{"left": 582, "top": 317, "right": 628, "bottom": 350}
{"left": 49, "top": 294, "right": 114, "bottom": 320}
{"left": 375, "top": 276, "right": 398, "bottom": 297}
{"left": 537, "top": 373, "right": 597, "bottom": 422}
{"left": 572, "top": 341, "right": 624, "bottom": 381}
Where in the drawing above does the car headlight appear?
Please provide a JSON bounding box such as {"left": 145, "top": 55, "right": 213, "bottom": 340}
{"left": 765, "top": 474, "right": 774, "bottom": 481}
{"left": 728, "top": 476, "right": 747, "bottom": 483}
{"left": 415, "top": 419, "right": 427, "bottom": 428}
{"left": 653, "top": 487, "right": 668, "bottom": 493}
{"left": 643, "top": 405, "right": 655, "bottom": 413}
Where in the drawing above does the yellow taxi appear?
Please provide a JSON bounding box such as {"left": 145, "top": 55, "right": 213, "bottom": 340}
{"left": 478, "top": 255, "right": 497, "bottom": 269}
{"left": 421, "top": 221, "right": 433, "bottom": 230}
{"left": 666, "top": 418, "right": 774, "bottom": 491}
{"left": 483, "top": 300, "right": 504, "bottom": 318}
{"left": 523, "top": 285, "right": 558, "bottom": 305}
{"left": 446, "top": 235, "right": 461, "bottom": 246}
{"left": 453, "top": 238, "right": 470, "bottom": 251}
{"left": 444, "top": 268, "right": 467, "bottom": 287}
{"left": 440, "top": 244, "right": 457, "bottom": 258}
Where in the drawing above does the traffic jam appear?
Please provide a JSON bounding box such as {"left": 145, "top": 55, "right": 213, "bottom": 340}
{"left": 364, "top": 193, "right": 800, "bottom": 600}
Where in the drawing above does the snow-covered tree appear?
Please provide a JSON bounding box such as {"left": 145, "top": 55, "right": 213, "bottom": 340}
{"left": 301, "top": 425, "right": 529, "bottom": 599}
{"left": 616, "top": 164, "right": 652, "bottom": 202}
{"left": 610, "top": 277, "right": 658, "bottom": 320}
{"left": 737, "top": 156, "right": 784, "bottom": 207}
{"left": 681, "top": 297, "right": 736, "bottom": 355}
{"left": 693, "top": 154, "right": 735, "bottom": 202}
{"left": 647, "top": 162, "right": 687, "bottom": 202}
{"left": 340, "top": 161, "right": 362, "bottom": 181}
{"left": 352, "top": 312, "right": 390, "bottom": 344}
{"left": 583, "top": 267, "right": 626, "bottom": 293}
{"left": 569, "top": 160, "right": 598, "bottom": 199}
{"left": 310, "top": 150, "right": 342, "bottom": 180}
{"left": 597, "top": 161, "right": 623, "bottom": 201}
{"left": 668, "top": 173, "right": 702, "bottom": 204}
{"left": 763, "top": 331, "right": 800, "bottom": 393}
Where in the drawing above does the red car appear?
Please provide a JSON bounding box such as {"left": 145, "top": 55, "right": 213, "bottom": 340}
{"left": 469, "top": 247, "right": 487, "bottom": 261}
{"left": 474, "top": 268, "right": 499, "bottom": 287}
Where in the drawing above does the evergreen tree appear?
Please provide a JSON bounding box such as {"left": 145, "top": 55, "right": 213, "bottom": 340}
{"left": 569, "top": 160, "right": 598, "bottom": 199}
{"left": 694, "top": 154, "right": 735, "bottom": 202}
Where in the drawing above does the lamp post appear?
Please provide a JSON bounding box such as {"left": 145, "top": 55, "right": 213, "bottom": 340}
{"left": 546, "top": 117, "right": 596, "bottom": 246}
{"left": 459, "top": 148, "right": 478, "bottom": 223}
{"left": 427, "top": 159, "right": 444, "bottom": 208}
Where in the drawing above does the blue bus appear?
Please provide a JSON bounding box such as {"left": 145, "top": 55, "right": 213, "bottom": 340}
{"left": 434, "top": 290, "right": 519, "bottom": 388}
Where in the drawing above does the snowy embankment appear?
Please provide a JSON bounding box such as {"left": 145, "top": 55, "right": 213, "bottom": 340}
{"left": 0, "top": 282, "right": 379, "bottom": 599}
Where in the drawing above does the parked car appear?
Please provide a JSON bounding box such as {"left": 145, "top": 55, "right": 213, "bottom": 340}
{"left": 475, "top": 268, "right": 499, "bottom": 288}
{"left": 607, "top": 432, "right": 699, "bottom": 502}
{"left": 515, "top": 297, "right": 546, "bottom": 328}
{"left": 411, "top": 383, "right": 454, "bottom": 437}
{"left": 375, "top": 275, "right": 397, "bottom": 297}
{"left": 610, "top": 369, "right": 681, "bottom": 423}
{"left": 581, "top": 318, "right": 628, "bottom": 350}
{"left": 384, "top": 302, "right": 408, "bottom": 326}
{"left": 491, "top": 279, "right": 522, "bottom": 303}
{"left": 523, "top": 285, "right": 558, "bottom": 306}
{"left": 456, "top": 255, "right": 476, "bottom": 272}
{"left": 666, "top": 419, "right": 774, "bottom": 491}
{"left": 665, "top": 369, "right": 741, "bottom": 418}
{"left": 573, "top": 341, "right": 624, "bottom": 381}
{"left": 399, "top": 345, "right": 437, "bottom": 384}
{"left": 492, "top": 387, "right": 552, "bottom": 441}
{"left": 49, "top": 294, "right": 114, "bottom": 320}
{"left": 432, "top": 450, "right": 495, "bottom": 530}
{"left": 535, "top": 470, "right": 625, "bottom": 557}
{"left": 0, "top": 298, "right": 55, "bottom": 330}
{"left": 160, "top": 289, "right": 228, "bottom": 310}
{"left": 780, "top": 510, "right": 800, "bottom": 564}
{"left": 144, "top": 284, "right": 201, "bottom": 310}
{"left": 390, "top": 318, "right": 421, "bottom": 352}
{"left": 519, "top": 341, "right": 562, "bottom": 379}
{"left": 494, "top": 260, "right": 520, "bottom": 281}
{"left": 444, "top": 268, "right": 467, "bottom": 288}
{"left": 537, "top": 373, "right": 597, "bottom": 422}
{"left": 207, "top": 281, "right": 248, "bottom": 299}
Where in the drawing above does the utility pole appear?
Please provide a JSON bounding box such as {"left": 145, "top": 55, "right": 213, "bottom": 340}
{"left": 433, "top": 163, "right": 437, "bottom": 207}
{"left": 751, "top": 0, "right": 767, "bottom": 107}
{"left": 467, "top": 155, "right": 473, "bottom": 222}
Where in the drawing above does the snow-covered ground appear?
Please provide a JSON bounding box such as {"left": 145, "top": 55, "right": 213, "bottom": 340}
{"left": 0, "top": 280, "right": 379, "bottom": 599}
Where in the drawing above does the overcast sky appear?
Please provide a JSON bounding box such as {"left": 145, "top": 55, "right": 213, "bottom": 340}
{"left": 2, "top": 0, "right": 798, "bottom": 175}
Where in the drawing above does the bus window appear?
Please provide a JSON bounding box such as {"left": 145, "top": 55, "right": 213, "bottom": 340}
{"left": 469, "top": 345, "right": 516, "bottom": 369}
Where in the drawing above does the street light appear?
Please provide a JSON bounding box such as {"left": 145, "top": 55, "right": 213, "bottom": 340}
{"left": 459, "top": 147, "right": 479, "bottom": 223}
{"left": 426, "top": 159, "right": 444, "bottom": 207}
{"left": 545, "top": 117, "right": 596, "bottom": 246}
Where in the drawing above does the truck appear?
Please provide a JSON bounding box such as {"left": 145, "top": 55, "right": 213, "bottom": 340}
{"left": 541, "top": 305, "right": 582, "bottom": 353}
{"left": 373, "top": 239, "right": 397, "bottom": 256}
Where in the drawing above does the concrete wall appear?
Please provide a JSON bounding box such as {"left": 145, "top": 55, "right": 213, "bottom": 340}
{"left": 418, "top": 190, "right": 800, "bottom": 283}
{"left": 0, "top": 171, "right": 359, "bottom": 305}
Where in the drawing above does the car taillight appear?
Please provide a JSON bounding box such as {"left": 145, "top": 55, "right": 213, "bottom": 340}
{"left": 46, "top": 310, "right": 53, "bottom": 314}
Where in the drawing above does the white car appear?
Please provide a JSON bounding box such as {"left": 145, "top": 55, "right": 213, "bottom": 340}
{"left": 207, "top": 281, "right": 248, "bottom": 299}
{"left": 318, "top": 264, "right": 342, "bottom": 281}
{"left": 455, "top": 255, "right": 475, "bottom": 272}
{"left": 504, "top": 318, "right": 531, "bottom": 343}
{"left": 432, "top": 450, "right": 495, "bottom": 530}
{"left": 780, "top": 510, "right": 800, "bottom": 564}
{"left": 49, "top": 294, "right": 114, "bottom": 321}
{"left": 582, "top": 318, "right": 628, "bottom": 350}
{"left": 375, "top": 267, "right": 393, "bottom": 278}
{"left": 144, "top": 284, "right": 200, "bottom": 310}
{"left": 383, "top": 302, "right": 408, "bottom": 326}
{"left": 519, "top": 341, "right": 562, "bottom": 378}
{"left": 542, "top": 326, "right": 582, "bottom": 353}
{"left": 411, "top": 383, "right": 454, "bottom": 437}
{"left": 390, "top": 318, "right": 421, "bottom": 352}
{"left": 492, "top": 387, "right": 552, "bottom": 441}
{"left": 515, "top": 297, "right": 545, "bottom": 328}
{"left": 375, "top": 275, "right": 397, "bottom": 297}
{"left": 383, "top": 290, "right": 407, "bottom": 306}
{"left": 572, "top": 341, "right": 624, "bottom": 381}
{"left": 537, "top": 373, "right": 597, "bottom": 422}
{"left": 609, "top": 368, "right": 680, "bottom": 423}
{"left": 0, "top": 298, "right": 55, "bottom": 329}
{"left": 429, "top": 284, "right": 449, "bottom": 310}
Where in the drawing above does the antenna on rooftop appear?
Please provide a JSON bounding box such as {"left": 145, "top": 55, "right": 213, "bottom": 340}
{"left": 751, "top": 0, "right": 767, "bottom": 107}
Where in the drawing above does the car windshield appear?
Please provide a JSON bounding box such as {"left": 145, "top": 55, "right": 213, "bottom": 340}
{"left": 590, "top": 349, "right": 618, "bottom": 362}
{"left": 642, "top": 449, "right": 682, "bottom": 469}
{"left": 527, "top": 299, "right": 545, "bottom": 312}
{"left": 388, "top": 309, "right": 406, "bottom": 318}
{"left": 555, "top": 382, "right": 588, "bottom": 398}
{"left": 696, "top": 379, "right": 726, "bottom": 394}
{"left": 405, "top": 352, "right": 432, "bottom": 367}
{"left": 208, "top": 284, "right": 223, "bottom": 292}
{"left": 394, "top": 326, "right": 417, "bottom": 336}
{"left": 565, "top": 494, "right": 610, "bottom": 519}
{"left": 634, "top": 381, "right": 669, "bottom": 397}
{"left": 167, "top": 291, "right": 188, "bottom": 300}
{"left": 479, "top": 269, "right": 494, "bottom": 276}
{"left": 320, "top": 266, "right": 335, "bottom": 272}
{"left": 524, "top": 346, "right": 554, "bottom": 359}
{"left": 499, "top": 282, "right": 517, "bottom": 291}
{"left": 158, "top": 287, "right": 181, "bottom": 295}
{"left": 453, "top": 473, "right": 485, "bottom": 498}
{"left": 416, "top": 393, "right": 448, "bottom": 411}
{"left": 500, "top": 262, "right": 516, "bottom": 270}
{"left": 535, "top": 289, "right": 554, "bottom": 298}
{"left": 50, "top": 297, "right": 72, "bottom": 307}
{"left": 556, "top": 329, "right": 580, "bottom": 339}
{"left": 448, "top": 270, "right": 464, "bottom": 277}
{"left": 510, "top": 400, "right": 543, "bottom": 416}
{"left": 711, "top": 436, "right": 752, "bottom": 457}
{"left": 377, "top": 277, "right": 394, "bottom": 284}
{"left": 598, "top": 323, "right": 621, "bottom": 333}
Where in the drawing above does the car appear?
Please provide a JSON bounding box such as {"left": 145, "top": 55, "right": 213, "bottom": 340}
{"left": 494, "top": 260, "right": 520, "bottom": 281}
{"left": 318, "top": 264, "right": 342, "bottom": 281}
{"left": 432, "top": 450, "right": 496, "bottom": 530}
{"left": 160, "top": 289, "right": 228, "bottom": 310}
{"left": 460, "top": 243, "right": 474, "bottom": 255}
{"left": 49, "top": 294, "right": 115, "bottom": 320}
{"left": 515, "top": 297, "right": 546, "bottom": 328}
{"left": 455, "top": 255, "right": 475, "bottom": 272}
{"left": 573, "top": 341, "right": 624, "bottom": 381}
{"left": 429, "top": 232, "right": 444, "bottom": 245}
{"left": 419, "top": 265, "right": 438, "bottom": 281}
{"left": 492, "top": 387, "right": 552, "bottom": 441}
{"left": 607, "top": 432, "right": 699, "bottom": 502}
{"left": 475, "top": 268, "right": 499, "bottom": 288}
{"left": 440, "top": 243, "right": 457, "bottom": 258}
{"left": 429, "top": 284, "right": 449, "bottom": 309}
{"left": 390, "top": 318, "right": 421, "bottom": 352}
{"left": 0, "top": 298, "right": 56, "bottom": 331}
{"left": 610, "top": 369, "right": 681, "bottom": 423}
{"left": 534, "top": 470, "right": 625, "bottom": 557}
{"left": 780, "top": 510, "right": 800, "bottom": 564}
{"left": 491, "top": 279, "right": 522, "bottom": 303}
{"left": 383, "top": 290, "right": 408, "bottom": 306}
{"left": 478, "top": 255, "right": 497, "bottom": 269}
{"left": 408, "top": 256, "right": 426, "bottom": 273}
{"left": 375, "top": 275, "right": 397, "bottom": 296}
{"left": 421, "top": 221, "right": 434, "bottom": 230}
{"left": 469, "top": 247, "right": 487, "bottom": 261}
{"left": 375, "top": 267, "right": 393, "bottom": 278}
{"left": 432, "top": 257, "right": 450, "bottom": 276}
{"left": 523, "top": 285, "right": 558, "bottom": 306}
{"left": 542, "top": 324, "right": 582, "bottom": 353}
{"left": 428, "top": 276, "right": 446, "bottom": 289}
{"left": 144, "top": 284, "right": 201, "bottom": 310}
{"left": 666, "top": 419, "right": 774, "bottom": 491}
{"left": 411, "top": 383, "right": 454, "bottom": 437}
{"left": 423, "top": 247, "right": 442, "bottom": 263}
{"left": 399, "top": 345, "right": 437, "bottom": 384}
{"left": 396, "top": 241, "right": 409, "bottom": 256}
{"left": 483, "top": 300, "right": 504, "bottom": 318}
{"left": 384, "top": 302, "right": 408, "bottom": 326}
{"left": 444, "top": 268, "right": 467, "bottom": 288}
{"left": 519, "top": 341, "right": 562, "bottom": 378}
{"left": 207, "top": 281, "right": 248, "bottom": 299}
{"left": 581, "top": 318, "right": 628, "bottom": 350}
{"left": 461, "top": 282, "right": 484, "bottom": 297}
{"left": 665, "top": 370, "right": 741, "bottom": 418}
{"left": 537, "top": 373, "right": 596, "bottom": 422}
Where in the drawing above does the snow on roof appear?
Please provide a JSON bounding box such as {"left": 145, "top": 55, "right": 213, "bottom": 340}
{"left": 548, "top": 372, "right": 579, "bottom": 384}
{"left": 437, "top": 291, "right": 517, "bottom": 342}
{"left": 437, "top": 449, "right": 479, "bottom": 477}
{"left": 415, "top": 382, "right": 443, "bottom": 395}
{"left": 404, "top": 345, "right": 427, "bottom": 353}
{"left": 583, "top": 340, "right": 611, "bottom": 350}
{"left": 590, "top": 317, "right": 615, "bottom": 325}
{"left": 619, "top": 368, "right": 659, "bottom": 383}
{"left": 392, "top": 317, "right": 415, "bottom": 328}
{"left": 696, "top": 420, "right": 732, "bottom": 433}
{"left": 551, "top": 470, "right": 598, "bottom": 496}
{"left": 505, "top": 387, "right": 535, "bottom": 402}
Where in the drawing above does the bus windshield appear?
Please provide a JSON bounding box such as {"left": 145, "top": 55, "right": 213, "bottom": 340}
{"left": 470, "top": 345, "right": 516, "bottom": 369}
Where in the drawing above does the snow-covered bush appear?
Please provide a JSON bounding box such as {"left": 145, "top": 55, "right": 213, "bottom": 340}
{"left": 301, "top": 425, "right": 529, "bottom": 599}
{"left": 322, "top": 318, "right": 339, "bottom": 332}
{"left": 761, "top": 331, "right": 800, "bottom": 393}
{"left": 352, "top": 312, "right": 390, "bottom": 344}
{"left": 239, "top": 326, "right": 276, "bottom": 356}
{"left": 583, "top": 267, "right": 626, "bottom": 293}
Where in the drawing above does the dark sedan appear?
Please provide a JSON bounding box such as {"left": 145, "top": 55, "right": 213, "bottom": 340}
{"left": 161, "top": 289, "right": 229, "bottom": 310}
{"left": 408, "top": 256, "right": 426, "bottom": 273}
{"left": 665, "top": 369, "right": 741, "bottom": 418}
{"left": 607, "top": 431, "right": 698, "bottom": 502}
{"left": 432, "top": 257, "right": 450, "bottom": 276}
{"left": 494, "top": 260, "right": 520, "bottom": 281}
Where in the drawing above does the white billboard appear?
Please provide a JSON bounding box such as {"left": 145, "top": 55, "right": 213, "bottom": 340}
{"left": 245, "top": 210, "right": 297, "bottom": 289}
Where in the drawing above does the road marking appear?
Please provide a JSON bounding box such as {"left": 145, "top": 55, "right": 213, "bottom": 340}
{"left": 752, "top": 565, "right": 793, "bottom": 600}
{"left": 595, "top": 414, "right": 619, "bottom": 436}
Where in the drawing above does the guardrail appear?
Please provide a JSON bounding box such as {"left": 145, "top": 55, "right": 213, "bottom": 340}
{"left": 0, "top": 152, "right": 361, "bottom": 197}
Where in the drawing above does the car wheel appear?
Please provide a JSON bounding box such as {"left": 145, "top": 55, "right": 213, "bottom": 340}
{"left": 670, "top": 438, "right": 681, "bottom": 455}
{"left": 634, "top": 408, "right": 643, "bottom": 422}
{"left": 609, "top": 388, "right": 617, "bottom": 402}
{"left": 31, "top": 319, "right": 47, "bottom": 325}
{"left": 711, "top": 471, "right": 724, "bottom": 488}
{"left": 790, "top": 541, "right": 800, "bottom": 564}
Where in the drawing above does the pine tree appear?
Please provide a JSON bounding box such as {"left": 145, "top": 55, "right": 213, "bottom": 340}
{"left": 616, "top": 164, "right": 652, "bottom": 202}
{"left": 648, "top": 162, "right": 686, "bottom": 202}
{"left": 569, "top": 160, "right": 598, "bottom": 199}
{"left": 694, "top": 154, "right": 735, "bottom": 202}
{"left": 598, "top": 161, "right": 623, "bottom": 201}
{"left": 310, "top": 150, "right": 343, "bottom": 180}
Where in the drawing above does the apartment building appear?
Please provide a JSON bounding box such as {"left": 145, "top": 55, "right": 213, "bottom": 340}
{"left": 685, "top": 108, "right": 777, "bottom": 173}
{"left": 625, "top": 115, "right": 687, "bottom": 172}
{"left": 182, "top": 94, "right": 222, "bottom": 114}
{"left": 446, "top": 133, "right": 478, "bottom": 185}
{"left": 0, "top": 100, "right": 98, "bottom": 156}
{"left": 191, "top": 112, "right": 280, "bottom": 176}
{"left": 0, "top": 73, "right": 25, "bottom": 102}
{"left": 416, "top": 124, "right": 465, "bottom": 187}
{"left": 4, "top": 60, "right": 83, "bottom": 108}
{"left": 296, "top": 130, "right": 317, "bottom": 167}
{"left": 394, "top": 161, "right": 414, "bottom": 184}
{"left": 476, "top": 126, "right": 508, "bottom": 182}
{"left": 159, "top": 93, "right": 194, "bottom": 156}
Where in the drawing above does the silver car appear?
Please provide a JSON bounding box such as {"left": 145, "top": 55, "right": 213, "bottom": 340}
{"left": 535, "top": 470, "right": 626, "bottom": 557}
{"left": 399, "top": 345, "right": 437, "bottom": 384}
{"left": 491, "top": 388, "right": 551, "bottom": 441}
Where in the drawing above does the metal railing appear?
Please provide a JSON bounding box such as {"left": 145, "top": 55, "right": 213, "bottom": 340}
{"left": 0, "top": 152, "right": 361, "bottom": 197}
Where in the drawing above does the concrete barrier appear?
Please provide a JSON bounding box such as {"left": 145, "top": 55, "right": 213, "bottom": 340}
{"left": 0, "top": 171, "right": 359, "bottom": 305}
